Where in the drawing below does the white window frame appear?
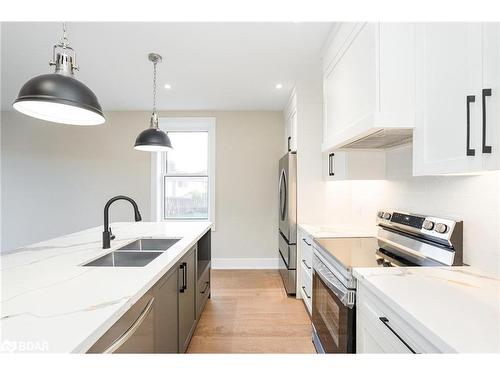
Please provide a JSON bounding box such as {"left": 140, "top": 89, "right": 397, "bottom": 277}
{"left": 151, "top": 117, "right": 216, "bottom": 229}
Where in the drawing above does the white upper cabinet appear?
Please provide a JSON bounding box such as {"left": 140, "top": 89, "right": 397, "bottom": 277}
{"left": 323, "top": 150, "right": 386, "bottom": 181}
{"left": 413, "top": 23, "right": 500, "bottom": 175}
{"left": 482, "top": 23, "right": 500, "bottom": 171}
{"left": 284, "top": 90, "right": 298, "bottom": 153}
{"left": 322, "top": 23, "right": 415, "bottom": 151}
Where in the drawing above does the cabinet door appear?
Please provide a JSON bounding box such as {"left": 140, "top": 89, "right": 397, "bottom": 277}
{"left": 324, "top": 23, "right": 377, "bottom": 145}
{"left": 154, "top": 269, "right": 179, "bottom": 353}
{"left": 414, "top": 23, "right": 483, "bottom": 175}
{"left": 284, "top": 114, "right": 291, "bottom": 153}
{"left": 482, "top": 22, "right": 500, "bottom": 170}
{"left": 289, "top": 109, "right": 297, "bottom": 152}
{"left": 178, "top": 246, "right": 197, "bottom": 353}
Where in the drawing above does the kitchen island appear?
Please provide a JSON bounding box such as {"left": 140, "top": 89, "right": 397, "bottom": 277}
{"left": 0, "top": 221, "right": 211, "bottom": 353}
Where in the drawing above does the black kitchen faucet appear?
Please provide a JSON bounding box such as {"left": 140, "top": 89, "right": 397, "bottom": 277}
{"left": 103, "top": 195, "right": 142, "bottom": 249}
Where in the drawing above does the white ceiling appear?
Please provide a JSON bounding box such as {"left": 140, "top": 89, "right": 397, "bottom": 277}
{"left": 1, "top": 22, "right": 333, "bottom": 111}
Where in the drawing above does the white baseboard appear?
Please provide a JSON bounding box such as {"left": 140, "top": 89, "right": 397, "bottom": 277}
{"left": 212, "top": 257, "right": 279, "bottom": 269}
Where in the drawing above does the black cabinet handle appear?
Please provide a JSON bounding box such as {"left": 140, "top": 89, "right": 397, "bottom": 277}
{"left": 482, "top": 88, "right": 492, "bottom": 154}
{"left": 466, "top": 95, "right": 476, "bottom": 156}
{"left": 183, "top": 262, "right": 188, "bottom": 292}
{"left": 302, "top": 238, "right": 311, "bottom": 246}
{"left": 179, "top": 262, "right": 187, "bottom": 293}
{"left": 302, "top": 259, "right": 311, "bottom": 270}
{"left": 302, "top": 286, "right": 311, "bottom": 299}
{"left": 379, "top": 317, "right": 417, "bottom": 354}
{"left": 328, "top": 153, "right": 335, "bottom": 176}
{"left": 287, "top": 136, "right": 292, "bottom": 152}
{"left": 201, "top": 281, "right": 210, "bottom": 294}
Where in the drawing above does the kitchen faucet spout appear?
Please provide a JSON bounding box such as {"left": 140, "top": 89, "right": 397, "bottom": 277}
{"left": 103, "top": 195, "right": 142, "bottom": 249}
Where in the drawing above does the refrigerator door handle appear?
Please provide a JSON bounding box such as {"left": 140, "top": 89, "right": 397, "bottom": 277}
{"left": 279, "top": 169, "right": 287, "bottom": 221}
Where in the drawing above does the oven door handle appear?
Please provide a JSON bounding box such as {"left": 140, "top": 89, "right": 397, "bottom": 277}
{"left": 313, "top": 254, "right": 354, "bottom": 308}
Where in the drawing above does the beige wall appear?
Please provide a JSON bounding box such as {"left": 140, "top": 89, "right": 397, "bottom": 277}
{"left": 1, "top": 111, "right": 284, "bottom": 263}
{"left": 163, "top": 111, "right": 284, "bottom": 262}
{"left": 1, "top": 111, "right": 152, "bottom": 251}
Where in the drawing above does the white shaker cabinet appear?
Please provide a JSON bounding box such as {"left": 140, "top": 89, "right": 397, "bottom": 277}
{"left": 356, "top": 281, "right": 442, "bottom": 353}
{"left": 413, "top": 23, "right": 500, "bottom": 175}
{"left": 323, "top": 150, "right": 386, "bottom": 181}
{"left": 297, "top": 228, "right": 313, "bottom": 314}
{"left": 284, "top": 90, "right": 298, "bottom": 153}
{"left": 482, "top": 22, "right": 500, "bottom": 171}
{"left": 322, "top": 22, "right": 415, "bottom": 151}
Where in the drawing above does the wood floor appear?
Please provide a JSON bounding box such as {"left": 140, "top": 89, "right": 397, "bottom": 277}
{"left": 187, "top": 269, "right": 316, "bottom": 353}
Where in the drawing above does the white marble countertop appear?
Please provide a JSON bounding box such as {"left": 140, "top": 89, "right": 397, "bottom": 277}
{"left": 298, "top": 223, "right": 375, "bottom": 238}
{"left": 353, "top": 266, "right": 500, "bottom": 352}
{"left": 0, "top": 221, "right": 211, "bottom": 353}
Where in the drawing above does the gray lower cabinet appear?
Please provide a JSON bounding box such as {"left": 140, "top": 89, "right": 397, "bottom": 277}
{"left": 197, "top": 264, "right": 210, "bottom": 319}
{"left": 154, "top": 266, "right": 179, "bottom": 353}
{"left": 178, "top": 245, "right": 197, "bottom": 353}
{"left": 87, "top": 242, "right": 208, "bottom": 354}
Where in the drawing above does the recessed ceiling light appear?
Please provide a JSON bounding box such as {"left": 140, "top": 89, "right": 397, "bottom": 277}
{"left": 164, "top": 83, "right": 172, "bottom": 90}
{"left": 275, "top": 83, "right": 283, "bottom": 89}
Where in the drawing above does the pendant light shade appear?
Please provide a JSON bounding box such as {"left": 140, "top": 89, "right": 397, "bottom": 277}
{"left": 13, "top": 73, "right": 105, "bottom": 125}
{"left": 12, "top": 23, "right": 105, "bottom": 126}
{"left": 134, "top": 53, "right": 172, "bottom": 152}
{"left": 134, "top": 128, "right": 173, "bottom": 152}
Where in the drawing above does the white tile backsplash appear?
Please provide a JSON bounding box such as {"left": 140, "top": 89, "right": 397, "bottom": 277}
{"left": 323, "top": 145, "right": 500, "bottom": 275}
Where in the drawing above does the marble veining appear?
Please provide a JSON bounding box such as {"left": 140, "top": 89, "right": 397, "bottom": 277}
{"left": 0, "top": 221, "right": 212, "bottom": 353}
{"left": 354, "top": 266, "right": 500, "bottom": 352}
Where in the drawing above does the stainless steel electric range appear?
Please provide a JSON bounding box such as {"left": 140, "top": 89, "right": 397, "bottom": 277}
{"left": 311, "top": 209, "right": 463, "bottom": 354}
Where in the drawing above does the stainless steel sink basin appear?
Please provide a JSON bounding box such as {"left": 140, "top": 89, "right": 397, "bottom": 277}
{"left": 83, "top": 251, "right": 162, "bottom": 267}
{"left": 117, "top": 238, "right": 181, "bottom": 251}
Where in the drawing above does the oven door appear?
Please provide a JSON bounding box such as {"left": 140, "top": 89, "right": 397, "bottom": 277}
{"left": 312, "top": 255, "right": 355, "bottom": 353}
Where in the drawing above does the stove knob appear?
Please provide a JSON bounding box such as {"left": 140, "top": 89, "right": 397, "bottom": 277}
{"left": 382, "top": 212, "right": 392, "bottom": 220}
{"left": 422, "top": 220, "right": 435, "bottom": 231}
{"left": 377, "top": 211, "right": 384, "bottom": 219}
{"left": 434, "top": 223, "right": 448, "bottom": 234}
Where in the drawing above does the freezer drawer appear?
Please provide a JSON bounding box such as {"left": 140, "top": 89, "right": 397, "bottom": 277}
{"left": 279, "top": 251, "right": 296, "bottom": 295}
{"left": 279, "top": 232, "right": 297, "bottom": 269}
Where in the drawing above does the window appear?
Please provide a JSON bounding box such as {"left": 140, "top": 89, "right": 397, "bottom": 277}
{"left": 151, "top": 118, "right": 215, "bottom": 225}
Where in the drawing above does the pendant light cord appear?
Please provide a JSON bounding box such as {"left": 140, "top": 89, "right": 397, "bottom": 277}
{"left": 152, "top": 61, "right": 157, "bottom": 114}
{"left": 60, "top": 22, "right": 70, "bottom": 48}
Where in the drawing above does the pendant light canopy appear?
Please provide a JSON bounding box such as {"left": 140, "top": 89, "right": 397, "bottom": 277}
{"left": 134, "top": 53, "right": 172, "bottom": 152}
{"left": 13, "top": 23, "right": 105, "bottom": 126}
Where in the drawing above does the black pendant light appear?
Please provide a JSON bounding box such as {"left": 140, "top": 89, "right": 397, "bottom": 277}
{"left": 13, "top": 23, "right": 105, "bottom": 126}
{"left": 134, "top": 53, "right": 172, "bottom": 152}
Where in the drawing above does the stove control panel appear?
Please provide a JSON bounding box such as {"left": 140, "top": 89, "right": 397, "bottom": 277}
{"left": 376, "top": 209, "right": 458, "bottom": 240}
{"left": 390, "top": 212, "right": 425, "bottom": 229}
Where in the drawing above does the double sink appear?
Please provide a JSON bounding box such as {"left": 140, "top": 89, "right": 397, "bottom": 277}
{"left": 83, "top": 238, "right": 181, "bottom": 267}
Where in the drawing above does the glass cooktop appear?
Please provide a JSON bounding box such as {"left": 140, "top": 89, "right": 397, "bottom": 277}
{"left": 314, "top": 237, "right": 381, "bottom": 269}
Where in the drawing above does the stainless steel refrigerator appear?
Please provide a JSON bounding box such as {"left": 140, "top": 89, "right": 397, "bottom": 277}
{"left": 278, "top": 152, "right": 297, "bottom": 294}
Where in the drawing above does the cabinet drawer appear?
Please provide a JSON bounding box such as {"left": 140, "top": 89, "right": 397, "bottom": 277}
{"left": 357, "top": 282, "right": 442, "bottom": 353}
{"left": 87, "top": 292, "right": 155, "bottom": 353}
{"left": 299, "top": 235, "right": 313, "bottom": 274}
{"left": 197, "top": 264, "right": 210, "bottom": 319}
{"left": 299, "top": 269, "right": 312, "bottom": 315}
